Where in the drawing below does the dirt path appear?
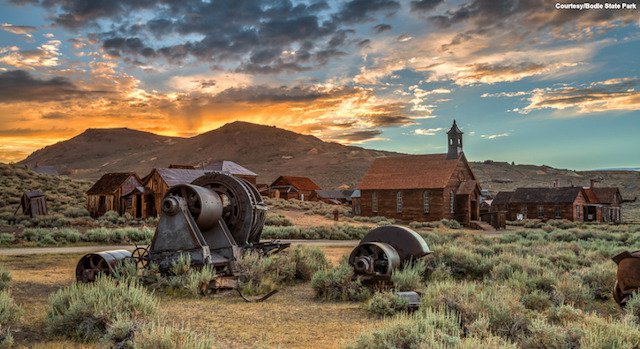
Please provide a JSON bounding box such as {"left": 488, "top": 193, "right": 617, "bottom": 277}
{"left": 0, "top": 240, "right": 359, "bottom": 255}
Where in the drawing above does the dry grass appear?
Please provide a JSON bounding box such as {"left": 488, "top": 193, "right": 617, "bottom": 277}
{"left": 0, "top": 246, "right": 373, "bottom": 348}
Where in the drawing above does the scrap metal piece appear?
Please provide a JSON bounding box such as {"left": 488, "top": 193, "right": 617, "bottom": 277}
{"left": 76, "top": 249, "right": 132, "bottom": 283}
{"left": 612, "top": 250, "right": 640, "bottom": 307}
{"left": 396, "top": 291, "right": 421, "bottom": 311}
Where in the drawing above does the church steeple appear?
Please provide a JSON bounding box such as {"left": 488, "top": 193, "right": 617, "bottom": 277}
{"left": 447, "top": 120, "right": 463, "bottom": 159}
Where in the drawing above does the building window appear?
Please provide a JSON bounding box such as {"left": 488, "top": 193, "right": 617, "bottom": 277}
{"left": 449, "top": 190, "right": 455, "bottom": 213}
{"left": 423, "top": 191, "right": 430, "bottom": 214}
{"left": 396, "top": 191, "right": 403, "bottom": 213}
{"left": 555, "top": 207, "right": 561, "bottom": 218}
{"left": 372, "top": 192, "right": 378, "bottom": 213}
{"left": 538, "top": 206, "right": 544, "bottom": 218}
{"left": 576, "top": 205, "right": 581, "bottom": 219}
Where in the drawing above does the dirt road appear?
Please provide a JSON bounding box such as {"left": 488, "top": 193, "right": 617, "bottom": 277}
{"left": 0, "top": 239, "right": 359, "bottom": 255}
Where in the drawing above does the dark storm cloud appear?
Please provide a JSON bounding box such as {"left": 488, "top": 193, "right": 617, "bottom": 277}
{"left": 333, "top": 0, "right": 400, "bottom": 24}
{"left": 15, "top": 0, "right": 401, "bottom": 73}
{"left": 41, "top": 111, "right": 68, "bottom": 119}
{"left": 430, "top": 0, "right": 638, "bottom": 35}
{"left": 410, "top": 0, "right": 445, "bottom": 12}
{"left": 208, "top": 85, "right": 356, "bottom": 104}
{"left": 373, "top": 24, "right": 392, "bottom": 33}
{"left": 357, "top": 39, "right": 371, "bottom": 48}
{"left": 335, "top": 129, "right": 383, "bottom": 142}
{"left": 0, "top": 70, "right": 88, "bottom": 102}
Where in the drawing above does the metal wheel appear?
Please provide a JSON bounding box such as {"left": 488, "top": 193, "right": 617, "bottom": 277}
{"left": 131, "top": 247, "right": 150, "bottom": 269}
{"left": 349, "top": 242, "right": 400, "bottom": 276}
{"left": 192, "top": 172, "right": 266, "bottom": 246}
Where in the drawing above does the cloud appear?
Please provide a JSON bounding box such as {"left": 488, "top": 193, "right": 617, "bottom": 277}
{"left": 332, "top": 129, "right": 383, "bottom": 143}
{"left": 410, "top": 0, "right": 445, "bottom": 12}
{"left": 414, "top": 127, "right": 444, "bottom": 135}
{"left": 515, "top": 78, "right": 640, "bottom": 114}
{"left": 0, "top": 39, "right": 62, "bottom": 68}
{"left": 373, "top": 24, "right": 392, "bottom": 33}
{"left": 0, "top": 70, "right": 89, "bottom": 102}
{"left": 1, "top": 23, "right": 36, "bottom": 38}
{"left": 451, "top": 62, "right": 578, "bottom": 86}
{"left": 334, "top": 0, "right": 400, "bottom": 24}
{"left": 480, "top": 132, "right": 509, "bottom": 139}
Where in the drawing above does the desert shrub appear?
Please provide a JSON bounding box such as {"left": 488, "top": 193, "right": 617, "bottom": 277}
{"left": 552, "top": 274, "right": 590, "bottom": 307}
{"left": 22, "top": 227, "right": 81, "bottom": 245}
{"left": 0, "top": 267, "right": 9, "bottom": 292}
{"left": 430, "top": 245, "right": 492, "bottom": 280}
{"left": 261, "top": 224, "right": 369, "bottom": 240}
{"left": 421, "top": 281, "right": 530, "bottom": 342}
{"left": 292, "top": 245, "right": 330, "bottom": 281}
{"left": 99, "top": 210, "right": 122, "bottom": 224}
{"left": 264, "top": 213, "right": 294, "bottom": 226}
{"left": 129, "top": 322, "right": 216, "bottom": 349}
{"left": 234, "top": 251, "right": 296, "bottom": 296}
{"left": 63, "top": 207, "right": 90, "bottom": 218}
{"left": 519, "top": 318, "right": 578, "bottom": 349}
{"left": 577, "top": 313, "right": 640, "bottom": 348}
{"left": 391, "top": 259, "right": 427, "bottom": 291}
{"left": 408, "top": 221, "right": 440, "bottom": 229}
{"left": 51, "top": 228, "right": 81, "bottom": 243}
{"left": 580, "top": 262, "right": 616, "bottom": 300}
{"left": 521, "top": 290, "right": 553, "bottom": 311}
{"left": 0, "top": 291, "right": 22, "bottom": 348}
{"left": 311, "top": 263, "right": 370, "bottom": 302}
{"left": 367, "top": 292, "right": 409, "bottom": 317}
{"left": 84, "top": 227, "right": 112, "bottom": 242}
{"left": 46, "top": 276, "right": 158, "bottom": 342}
{"left": 440, "top": 219, "right": 462, "bottom": 229}
{"left": 347, "top": 308, "right": 516, "bottom": 349}
{"left": 624, "top": 294, "right": 640, "bottom": 325}
{"left": 0, "top": 234, "right": 14, "bottom": 246}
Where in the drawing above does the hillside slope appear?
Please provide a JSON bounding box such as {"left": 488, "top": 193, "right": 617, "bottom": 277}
{"left": 18, "top": 122, "right": 639, "bottom": 207}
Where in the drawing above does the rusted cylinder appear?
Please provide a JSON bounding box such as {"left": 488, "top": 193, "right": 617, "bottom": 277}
{"left": 349, "top": 242, "right": 401, "bottom": 276}
{"left": 75, "top": 249, "right": 132, "bottom": 283}
{"left": 165, "top": 184, "right": 223, "bottom": 231}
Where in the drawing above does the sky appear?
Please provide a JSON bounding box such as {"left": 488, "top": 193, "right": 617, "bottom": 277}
{"left": 0, "top": 0, "right": 638, "bottom": 170}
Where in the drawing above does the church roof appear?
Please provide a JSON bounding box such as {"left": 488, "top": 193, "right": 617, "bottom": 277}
{"left": 359, "top": 153, "right": 466, "bottom": 190}
{"left": 447, "top": 120, "right": 463, "bottom": 134}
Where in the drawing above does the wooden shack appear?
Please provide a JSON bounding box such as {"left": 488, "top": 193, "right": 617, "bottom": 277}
{"left": 19, "top": 190, "right": 47, "bottom": 218}
{"left": 315, "top": 190, "right": 356, "bottom": 205}
{"left": 204, "top": 161, "right": 258, "bottom": 185}
{"left": 140, "top": 168, "right": 208, "bottom": 218}
{"left": 491, "top": 187, "right": 587, "bottom": 221}
{"left": 269, "top": 176, "right": 321, "bottom": 201}
{"left": 86, "top": 173, "right": 142, "bottom": 217}
{"left": 357, "top": 121, "right": 481, "bottom": 226}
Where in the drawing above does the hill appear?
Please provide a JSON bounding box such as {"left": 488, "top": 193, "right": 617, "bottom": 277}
{"left": 20, "top": 121, "right": 397, "bottom": 187}
{"left": 17, "top": 121, "right": 639, "bottom": 220}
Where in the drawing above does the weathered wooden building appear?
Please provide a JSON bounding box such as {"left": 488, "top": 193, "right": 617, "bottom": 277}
{"left": 492, "top": 183, "right": 623, "bottom": 223}
{"left": 19, "top": 190, "right": 48, "bottom": 218}
{"left": 315, "top": 190, "right": 356, "bottom": 205}
{"left": 86, "top": 173, "right": 142, "bottom": 217}
{"left": 269, "top": 176, "right": 321, "bottom": 201}
{"left": 203, "top": 161, "right": 258, "bottom": 185}
{"left": 357, "top": 121, "right": 481, "bottom": 225}
{"left": 139, "top": 168, "right": 207, "bottom": 218}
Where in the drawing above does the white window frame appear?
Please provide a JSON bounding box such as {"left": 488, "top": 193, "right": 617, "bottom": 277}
{"left": 396, "top": 191, "right": 403, "bottom": 213}
{"left": 423, "top": 191, "right": 429, "bottom": 214}
{"left": 449, "top": 190, "right": 455, "bottom": 214}
{"left": 372, "top": 192, "right": 378, "bottom": 213}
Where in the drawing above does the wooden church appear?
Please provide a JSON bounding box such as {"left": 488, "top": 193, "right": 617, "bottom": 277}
{"left": 357, "top": 120, "right": 481, "bottom": 225}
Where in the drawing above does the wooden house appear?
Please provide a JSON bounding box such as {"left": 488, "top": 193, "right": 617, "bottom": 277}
{"left": 357, "top": 121, "right": 481, "bottom": 225}
{"left": 204, "top": 161, "right": 258, "bottom": 185}
{"left": 140, "top": 168, "right": 208, "bottom": 218}
{"left": 492, "top": 182, "right": 623, "bottom": 223}
{"left": 19, "top": 190, "right": 48, "bottom": 218}
{"left": 86, "top": 173, "right": 141, "bottom": 217}
{"left": 269, "top": 176, "right": 321, "bottom": 201}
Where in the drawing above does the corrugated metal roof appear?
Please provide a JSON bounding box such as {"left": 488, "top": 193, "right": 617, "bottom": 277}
{"left": 87, "top": 173, "right": 139, "bottom": 195}
{"left": 358, "top": 154, "right": 463, "bottom": 190}
{"left": 204, "top": 161, "right": 257, "bottom": 177}
{"left": 155, "top": 168, "right": 207, "bottom": 187}
{"left": 509, "top": 187, "right": 584, "bottom": 204}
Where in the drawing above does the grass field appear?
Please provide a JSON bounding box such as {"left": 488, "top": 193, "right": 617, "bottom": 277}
{"left": 3, "top": 222, "right": 640, "bottom": 348}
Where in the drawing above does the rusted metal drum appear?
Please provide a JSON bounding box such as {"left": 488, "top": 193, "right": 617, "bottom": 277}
{"left": 349, "top": 242, "right": 401, "bottom": 276}
{"left": 612, "top": 250, "right": 640, "bottom": 307}
{"left": 75, "top": 249, "right": 132, "bottom": 283}
{"left": 349, "top": 225, "right": 430, "bottom": 277}
{"left": 165, "top": 184, "right": 223, "bottom": 231}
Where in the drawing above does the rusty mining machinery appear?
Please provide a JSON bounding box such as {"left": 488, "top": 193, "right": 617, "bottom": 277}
{"left": 612, "top": 250, "right": 640, "bottom": 307}
{"left": 76, "top": 172, "right": 289, "bottom": 290}
{"left": 76, "top": 171, "right": 432, "bottom": 303}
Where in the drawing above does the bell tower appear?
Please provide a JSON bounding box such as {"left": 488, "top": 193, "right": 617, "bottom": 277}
{"left": 447, "top": 120, "right": 463, "bottom": 159}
